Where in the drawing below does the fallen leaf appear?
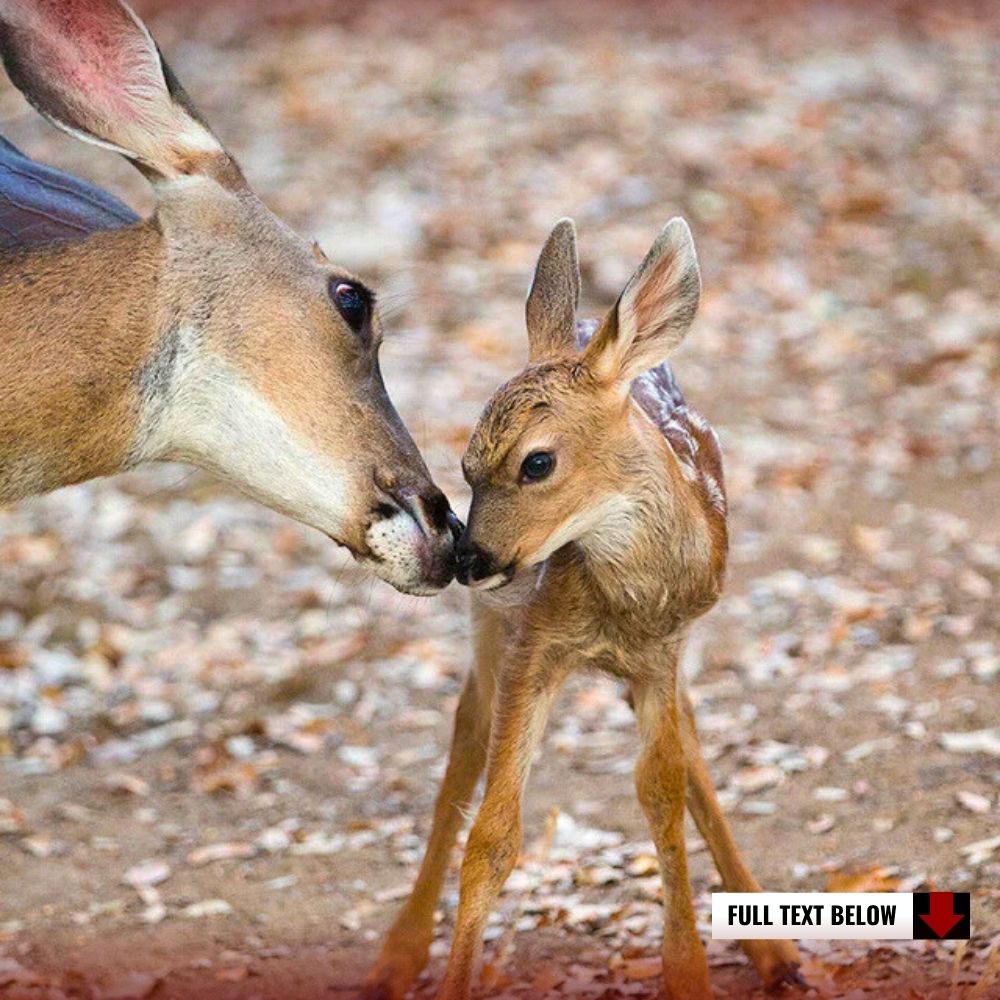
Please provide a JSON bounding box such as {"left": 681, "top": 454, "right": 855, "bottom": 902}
{"left": 186, "top": 842, "right": 257, "bottom": 866}
{"left": 825, "top": 865, "right": 900, "bottom": 893}
{"left": 621, "top": 957, "right": 662, "bottom": 981}
{"left": 98, "top": 971, "right": 162, "bottom": 1000}
{"left": 956, "top": 790, "right": 992, "bottom": 815}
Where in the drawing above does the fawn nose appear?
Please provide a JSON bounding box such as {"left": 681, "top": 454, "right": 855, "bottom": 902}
{"left": 455, "top": 540, "right": 501, "bottom": 586}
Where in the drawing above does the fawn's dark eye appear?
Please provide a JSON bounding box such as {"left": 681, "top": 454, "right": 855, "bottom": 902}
{"left": 330, "top": 281, "right": 370, "bottom": 333}
{"left": 520, "top": 451, "right": 555, "bottom": 482}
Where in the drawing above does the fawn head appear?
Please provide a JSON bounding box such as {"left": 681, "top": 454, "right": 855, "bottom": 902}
{"left": 457, "top": 217, "right": 701, "bottom": 590}
{"left": 0, "top": 0, "right": 457, "bottom": 594}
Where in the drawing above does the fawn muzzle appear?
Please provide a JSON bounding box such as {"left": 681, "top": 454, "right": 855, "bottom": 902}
{"left": 454, "top": 537, "right": 514, "bottom": 590}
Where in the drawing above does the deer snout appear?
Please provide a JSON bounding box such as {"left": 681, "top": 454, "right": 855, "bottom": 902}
{"left": 365, "top": 481, "right": 460, "bottom": 595}
{"left": 389, "top": 485, "right": 454, "bottom": 539}
{"left": 454, "top": 538, "right": 514, "bottom": 590}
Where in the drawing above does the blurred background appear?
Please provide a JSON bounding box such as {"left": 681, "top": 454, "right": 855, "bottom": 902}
{"left": 0, "top": 1, "right": 997, "bottom": 997}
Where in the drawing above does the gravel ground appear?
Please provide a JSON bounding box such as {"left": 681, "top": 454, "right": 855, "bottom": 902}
{"left": 0, "top": 2, "right": 997, "bottom": 998}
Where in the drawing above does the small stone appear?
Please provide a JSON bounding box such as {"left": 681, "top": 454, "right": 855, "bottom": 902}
{"left": 955, "top": 790, "right": 991, "bottom": 815}
{"left": 31, "top": 703, "right": 68, "bottom": 736}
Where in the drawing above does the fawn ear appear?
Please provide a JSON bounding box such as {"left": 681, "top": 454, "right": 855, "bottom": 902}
{"left": 583, "top": 218, "right": 701, "bottom": 384}
{"left": 525, "top": 218, "right": 580, "bottom": 362}
{"left": 0, "top": 0, "right": 229, "bottom": 184}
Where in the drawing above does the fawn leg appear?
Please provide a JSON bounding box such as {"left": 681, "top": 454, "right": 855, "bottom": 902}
{"left": 680, "top": 689, "right": 803, "bottom": 989}
{"left": 435, "top": 656, "right": 567, "bottom": 1000}
{"left": 632, "top": 679, "right": 714, "bottom": 1000}
{"left": 364, "top": 606, "right": 503, "bottom": 1000}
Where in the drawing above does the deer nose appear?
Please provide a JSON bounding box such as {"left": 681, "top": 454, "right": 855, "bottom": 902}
{"left": 390, "top": 485, "right": 454, "bottom": 539}
{"left": 455, "top": 540, "right": 500, "bottom": 586}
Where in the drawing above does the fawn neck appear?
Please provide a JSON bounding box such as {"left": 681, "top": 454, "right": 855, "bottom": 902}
{"left": 0, "top": 223, "right": 163, "bottom": 502}
{"left": 530, "top": 412, "right": 726, "bottom": 653}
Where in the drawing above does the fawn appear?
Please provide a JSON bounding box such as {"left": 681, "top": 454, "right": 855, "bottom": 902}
{"left": 0, "top": 0, "right": 456, "bottom": 595}
{"left": 366, "top": 219, "right": 802, "bottom": 1000}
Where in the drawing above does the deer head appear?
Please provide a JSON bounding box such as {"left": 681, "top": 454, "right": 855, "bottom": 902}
{"left": 457, "top": 217, "right": 702, "bottom": 590}
{"left": 0, "top": 0, "right": 457, "bottom": 594}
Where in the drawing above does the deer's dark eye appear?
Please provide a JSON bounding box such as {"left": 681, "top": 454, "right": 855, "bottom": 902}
{"left": 330, "top": 281, "right": 370, "bottom": 333}
{"left": 520, "top": 451, "right": 555, "bottom": 482}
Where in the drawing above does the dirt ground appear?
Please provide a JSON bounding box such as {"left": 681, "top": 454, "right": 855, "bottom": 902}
{"left": 1, "top": 2, "right": 997, "bottom": 998}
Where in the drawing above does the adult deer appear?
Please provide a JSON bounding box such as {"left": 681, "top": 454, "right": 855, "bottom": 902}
{"left": 0, "top": 0, "right": 457, "bottom": 595}
{"left": 366, "top": 220, "right": 803, "bottom": 1000}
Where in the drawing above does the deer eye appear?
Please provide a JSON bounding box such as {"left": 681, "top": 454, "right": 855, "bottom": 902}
{"left": 520, "top": 451, "right": 555, "bottom": 482}
{"left": 330, "top": 281, "right": 370, "bottom": 333}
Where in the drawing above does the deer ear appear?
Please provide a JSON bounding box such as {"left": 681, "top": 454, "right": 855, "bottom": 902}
{"left": 583, "top": 218, "right": 700, "bottom": 384}
{"left": 525, "top": 218, "right": 580, "bottom": 362}
{"left": 0, "top": 0, "right": 230, "bottom": 184}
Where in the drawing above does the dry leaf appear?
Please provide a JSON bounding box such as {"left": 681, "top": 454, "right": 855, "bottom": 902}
{"left": 825, "top": 865, "right": 901, "bottom": 893}
{"left": 531, "top": 965, "right": 565, "bottom": 993}
{"left": 621, "top": 957, "right": 662, "bottom": 981}
{"left": 187, "top": 842, "right": 257, "bottom": 866}
{"left": 97, "top": 972, "right": 162, "bottom": 1000}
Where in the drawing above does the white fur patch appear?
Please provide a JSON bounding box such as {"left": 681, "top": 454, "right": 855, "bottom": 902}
{"left": 364, "top": 510, "right": 433, "bottom": 595}
{"left": 525, "top": 493, "right": 637, "bottom": 567}
{"left": 577, "top": 494, "right": 639, "bottom": 563}
{"left": 134, "top": 328, "right": 353, "bottom": 540}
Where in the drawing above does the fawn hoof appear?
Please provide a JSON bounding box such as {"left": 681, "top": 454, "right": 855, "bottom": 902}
{"left": 362, "top": 973, "right": 412, "bottom": 1000}
{"left": 744, "top": 940, "right": 806, "bottom": 993}
{"left": 767, "top": 961, "right": 808, "bottom": 992}
{"left": 362, "top": 938, "right": 432, "bottom": 1000}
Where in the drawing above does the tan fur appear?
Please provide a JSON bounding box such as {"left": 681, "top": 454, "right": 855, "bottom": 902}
{"left": 367, "top": 221, "right": 800, "bottom": 1000}
{"left": 0, "top": 224, "right": 161, "bottom": 499}
{"left": 0, "top": 0, "right": 455, "bottom": 595}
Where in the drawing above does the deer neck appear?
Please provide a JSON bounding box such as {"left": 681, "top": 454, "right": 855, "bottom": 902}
{"left": 0, "top": 223, "right": 165, "bottom": 503}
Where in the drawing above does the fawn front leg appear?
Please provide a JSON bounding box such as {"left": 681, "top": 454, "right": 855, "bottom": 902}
{"left": 435, "top": 656, "right": 568, "bottom": 1000}
{"left": 680, "top": 690, "right": 803, "bottom": 989}
{"left": 632, "top": 679, "right": 714, "bottom": 1000}
{"left": 364, "top": 606, "right": 503, "bottom": 1000}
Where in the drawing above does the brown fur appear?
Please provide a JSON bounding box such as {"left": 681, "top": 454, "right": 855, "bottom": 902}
{"left": 366, "top": 221, "right": 801, "bottom": 1000}
{"left": 0, "top": 223, "right": 162, "bottom": 500}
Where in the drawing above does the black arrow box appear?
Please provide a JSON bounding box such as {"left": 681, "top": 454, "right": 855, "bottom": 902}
{"left": 913, "top": 892, "right": 972, "bottom": 940}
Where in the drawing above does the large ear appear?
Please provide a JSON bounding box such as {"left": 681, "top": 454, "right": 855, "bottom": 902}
{"left": 0, "top": 0, "right": 231, "bottom": 184}
{"left": 525, "top": 218, "right": 580, "bottom": 362}
{"left": 582, "top": 218, "right": 701, "bottom": 384}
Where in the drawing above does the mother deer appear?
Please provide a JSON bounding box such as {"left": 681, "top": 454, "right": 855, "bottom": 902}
{"left": 0, "top": 0, "right": 457, "bottom": 594}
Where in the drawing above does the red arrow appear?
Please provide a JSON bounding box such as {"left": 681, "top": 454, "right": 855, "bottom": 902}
{"left": 919, "top": 893, "right": 963, "bottom": 938}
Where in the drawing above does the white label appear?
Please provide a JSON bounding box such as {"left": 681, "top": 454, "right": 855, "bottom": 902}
{"left": 712, "top": 893, "right": 914, "bottom": 940}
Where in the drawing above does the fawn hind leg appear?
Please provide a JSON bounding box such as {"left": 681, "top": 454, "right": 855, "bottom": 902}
{"left": 363, "top": 606, "right": 501, "bottom": 1000}
{"left": 632, "top": 679, "right": 714, "bottom": 1000}
{"left": 680, "top": 689, "right": 804, "bottom": 990}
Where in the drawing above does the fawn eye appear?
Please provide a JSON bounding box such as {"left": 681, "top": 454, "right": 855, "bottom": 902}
{"left": 331, "top": 281, "right": 370, "bottom": 333}
{"left": 520, "top": 451, "right": 555, "bottom": 482}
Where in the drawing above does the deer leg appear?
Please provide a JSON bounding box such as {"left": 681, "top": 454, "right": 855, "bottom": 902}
{"left": 680, "top": 689, "right": 803, "bottom": 989}
{"left": 434, "top": 656, "right": 567, "bottom": 1000}
{"left": 364, "top": 607, "right": 502, "bottom": 1000}
{"left": 632, "top": 679, "right": 713, "bottom": 1000}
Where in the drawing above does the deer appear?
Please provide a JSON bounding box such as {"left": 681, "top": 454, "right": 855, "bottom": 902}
{"left": 364, "top": 219, "right": 804, "bottom": 1000}
{"left": 0, "top": 0, "right": 457, "bottom": 596}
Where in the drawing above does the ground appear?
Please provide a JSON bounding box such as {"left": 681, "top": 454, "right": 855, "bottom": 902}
{"left": 0, "top": 1, "right": 997, "bottom": 999}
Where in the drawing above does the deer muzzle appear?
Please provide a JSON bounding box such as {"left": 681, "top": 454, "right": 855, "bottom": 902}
{"left": 363, "top": 484, "right": 461, "bottom": 595}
